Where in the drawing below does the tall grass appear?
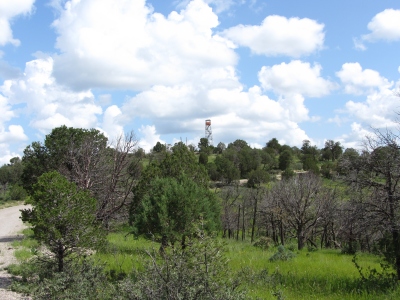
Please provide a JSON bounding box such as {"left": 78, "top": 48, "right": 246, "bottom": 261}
{"left": 95, "top": 231, "right": 400, "bottom": 299}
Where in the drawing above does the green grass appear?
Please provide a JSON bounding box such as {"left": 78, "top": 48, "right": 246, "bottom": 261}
{"left": 12, "top": 225, "right": 400, "bottom": 299}
{"left": 0, "top": 199, "right": 25, "bottom": 209}
{"left": 224, "top": 239, "right": 399, "bottom": 299}
{"left": 94, "top": 232, "right": 400, "bottom": 299}
{"left": 11, "top": 228, "right": 38, "bottom": 262}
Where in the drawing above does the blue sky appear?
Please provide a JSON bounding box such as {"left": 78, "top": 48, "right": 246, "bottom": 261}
{"left": 1, "top": 0, "right": 400, "bottom": 164}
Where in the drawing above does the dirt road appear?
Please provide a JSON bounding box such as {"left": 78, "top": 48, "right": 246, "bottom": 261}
{"left": 0, "top": 204, "right": 31, "bottom": 300}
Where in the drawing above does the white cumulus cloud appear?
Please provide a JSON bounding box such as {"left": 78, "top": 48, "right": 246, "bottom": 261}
{"left": 258, "top": 60, "right": 335, "bottom": 97}
{"left": 138, "top": 125, "right": 166, "bottom": 152}
{"left": 51, "top": 0, "right": 237, "bottom": 91}
{"left": 1, "top": 56, "right": 102, "bottom": 133}
{"left": 0, "top": 0, "right": 35, "bottom": 46}
{"left": 221, "top": 15, "right": 325, "bottom": 57}
{"left": 336, "top": 62, "right": 393, "bottom": 95}
{"left": 355, "top": 9, "right": 400, "bottom": 49}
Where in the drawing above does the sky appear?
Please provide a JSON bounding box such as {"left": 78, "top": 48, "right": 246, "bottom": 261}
{"left": 1, "top": 0, "right": 400, "bottom": 164}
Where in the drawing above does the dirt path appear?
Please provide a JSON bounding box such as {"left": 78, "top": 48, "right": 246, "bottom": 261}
{"left": 0, "top": 205, "right": 31, "bottom": 300}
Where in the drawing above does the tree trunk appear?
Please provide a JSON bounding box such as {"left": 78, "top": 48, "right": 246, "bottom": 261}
{"left": 297, "top": 225, "right": 305, "bottom": 250}
{"left": 251, "top": 194, "right": 258, "bottom": 243}
{"left": 57, "top": 242, "right": 64, "bottom": 272}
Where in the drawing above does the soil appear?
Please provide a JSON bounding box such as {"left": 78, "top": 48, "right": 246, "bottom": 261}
{"left": 0, "top": 205, "right": 31, "bottom": 300}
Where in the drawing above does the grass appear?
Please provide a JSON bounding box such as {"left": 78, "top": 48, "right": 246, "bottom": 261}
{"left": 0, "top": 199, "right": 25, "bottom": 209}
{"left": 93, "top": 231, "right": 400, "bottom": 299}
{"left": 11, "top": 225, "right": 400, "bottom": 299}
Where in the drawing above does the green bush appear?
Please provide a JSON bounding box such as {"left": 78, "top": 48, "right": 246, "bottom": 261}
{"left": 9, "top": 184, "right": 27, "bottom": 200}
{"left": 118, "top": 233, "right": 247, "bottom": 300}
{"left": 269, "top": 245, "right": 296, "bottom": 262}
{"left": 253, "top": 237, "right": 273, "bottom": 250}
{"left": 12, "top": 258, "right": 115, "bottom": 300}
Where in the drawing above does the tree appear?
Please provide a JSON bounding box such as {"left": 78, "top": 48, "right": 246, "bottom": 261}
{"left": 265, "top": 138, "right": 281, "bottom": 153}
{"left": 247, "top": 169, "right": 270, "bottom": 188}
{"left": 198, "top": 137, "right": 211, "bottom": 154}
{"left": 22, "top": 126, "right": 141, "bottom": 226}
{"left": 21, "top": 171, "right": 105, "bottom": 272}
{"left": 338, "top": 130, "right": 400, "bottom": 279}
{"left": 272, "top": 173, "right": 327, "bottom": 250}
{"left": 279, "top": 149, "right": 293, "bottom": 171}
{"left": 214, "top": 142, "right": 226, "bottom": 154}
{"left": 323, "top": 140, "right": 343, "bottom": 161}
{"left": 199, "top": 152, "right": 208, "bottom": 165}
{"left": 134, "top": 174, "right": 220, "bottom": 246}
{"left": 214, "top": 156, "right": 240, "bottom": 184}
{"left": 152, "top": 141, "right": 166, "bottom": 153}
{"left": 131, "top": 143, "right": 209, "bottom": 217}
{"left": 301, "top": 140, "right": 319, "bottom": 161}
{"left": 0, "top": 165, "right": 10, "bottom": 197}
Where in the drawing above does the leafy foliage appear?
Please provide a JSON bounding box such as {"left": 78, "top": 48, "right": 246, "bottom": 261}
{"left": 134, "top": 174, "right": 220, "bottom": 244}
{"left": 118, "top": 232, "right": 247, "bottom": 300}
{"left": 269, "top": 245, "right": 296, "bottom": 262}
{"left": 21, "top": 171, "right": 105, "bottom": 272}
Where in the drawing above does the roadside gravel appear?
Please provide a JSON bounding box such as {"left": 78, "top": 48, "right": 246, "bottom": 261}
{"left": 0, "top": 205, "right": 31, "bottom": 300}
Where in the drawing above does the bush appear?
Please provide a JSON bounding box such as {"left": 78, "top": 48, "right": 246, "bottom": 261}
{"left": 253, "top": 237, "right": 273, "bottom": 250}
{"left": 269, "top": 245, "right": 296, "bottom": 262}
{"left": 118, "top": 232, "right": 246, "bottom": 300}
{"left": 352, "top": 254, "right": 397, "bottom": 294}
{"left": 9, "top": 184, "right": 27, "bottom": 200}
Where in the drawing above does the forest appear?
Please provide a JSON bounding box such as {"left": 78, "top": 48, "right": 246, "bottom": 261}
{"left": 1, "top": 125, "right": 400, "bottom": 299}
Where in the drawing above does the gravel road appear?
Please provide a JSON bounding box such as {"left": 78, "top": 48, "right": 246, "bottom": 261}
{"left": 0, "top": 205, "right": 31, "bottom": 300}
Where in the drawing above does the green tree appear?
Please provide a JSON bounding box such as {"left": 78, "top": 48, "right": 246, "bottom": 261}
{"left": 198, "top": 137, "right": 212, "bottom": 154}
{"left": 21, "top": 171, "right": 105, "bottom": 272}
{"left": 134, "top": 175, "right": 220, "bottom": 246}
{"left": 0, "top": 165, "right": 10, "bottom": 197}
{"left": 22, "top": 126, "right": 141, "bottom": 225}
{"left": 199, "top": 152, "right": 209, "bottom": 165}
{"left": 131, "top": 143, "right": 209, "bottom": 216}
{"left": 247, "top": 169, "right": 270, "bottom": 188}
{"left": 301, "top": 140, "right": 319, "bottom": 161}
{"left": 152, "top": 141, "right": 166, "bottom": 153}
{"left": 265, "top": 138, "right": 281, "bottom": 154}
{"left": 279, "top": 149, "right": 293, "bottom": 171}
{"left": 214, "top": 142, "right": 226, "bottom": 154}
{"left": 323, "top": 140, "right": 343, "bottom": 161}
{"left": 214, "top": 156, "right": 240, "bottom": 184}
{"left": 303, "top": 155, "right": 319, "bottom": 174}
{"left": 260, "top": 150, "right": 278, "bottom": 171}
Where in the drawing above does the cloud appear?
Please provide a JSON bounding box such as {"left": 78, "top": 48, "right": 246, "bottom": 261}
{"left": 51, "top": 0, "right": 237, "bottom": 91}
{"left": 0, "top": 0, "right": 35, "bottom": 46}
{"left": 121, "top": 81, "right": 312, "bottom": 148}
{"left": 337, "top": 63, "right": 400, "bottom": 130}
{"left": 258, "top": 60, "right": 335, "bottom": 97}
{"left": 339, "top": 122, "right": 373, "bottom": 150}
{"left": 0, "top": 125, "right": 28, "bottom": 144}
{"left": 1, "top": 56, "right": 103, "bottom": 133}
{"left": 221, "top": 15, "right": 325, "bottom": 57}
{"left": 176, "top": 0, "right": 237, "bottom": 13}
{"left": 138, "top": 125, "right": 165, "bottom": 152}
{"left": 355, "top": 9, "right": 400, "bottom": 49}
{"left": 336, "top": 62, "right": 392, "bottom": 95}
{"left": 362, "top": 9, "right": 400, "bottom": 42}
{"left": 101, "top": 105, "right": 124, "bottom": 138}
{"left": 344, "top": 89, "right": 399, "bottom": 129}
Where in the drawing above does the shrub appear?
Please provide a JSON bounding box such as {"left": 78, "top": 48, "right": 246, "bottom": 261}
{"left": 269, "top": 245, "right": 296, "bottom": 262}
{"left": 9, "top": 184, "right": 27, "bottom": 200}
{"left": 118, "top": 232, "right": 246, "bottom": 300}
{"left": 253, "top": 237, "right": 273, "bottom": 250}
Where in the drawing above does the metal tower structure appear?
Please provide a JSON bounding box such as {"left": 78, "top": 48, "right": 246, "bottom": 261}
{"left": 205, "top": 119, "right": 213, "bottom": 146}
